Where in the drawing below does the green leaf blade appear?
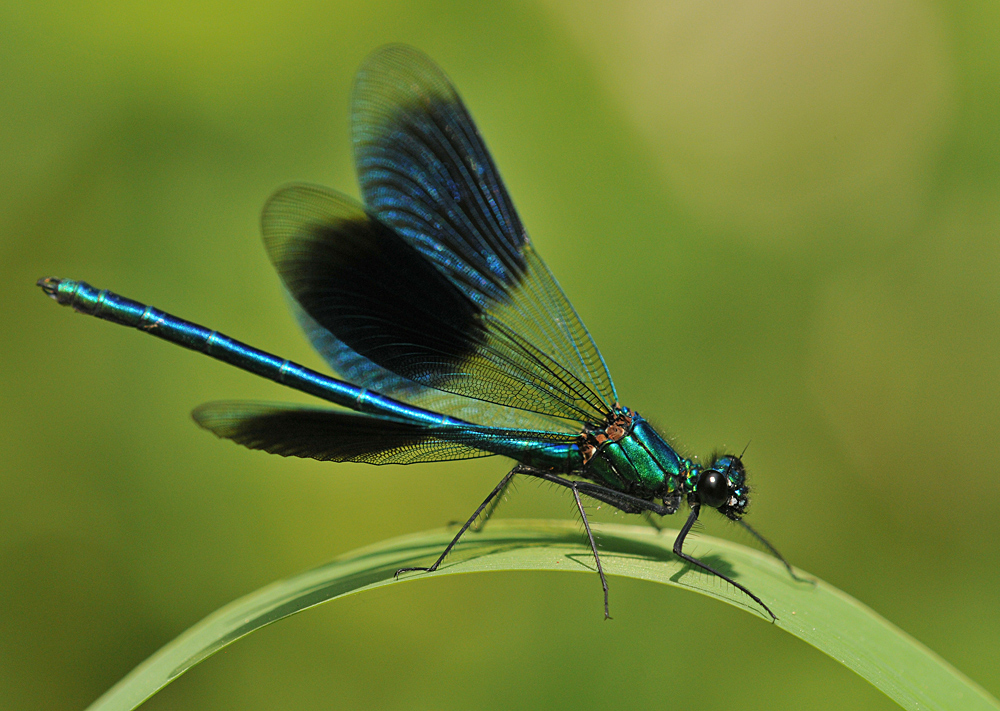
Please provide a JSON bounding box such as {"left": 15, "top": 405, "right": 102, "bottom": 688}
{"left": 86, "top": 520, "right": 999, "bottom": 711}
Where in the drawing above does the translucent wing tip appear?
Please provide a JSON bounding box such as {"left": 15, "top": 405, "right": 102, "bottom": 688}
{"left": 261, "top": 183, "right": 365, "bottom": 246}
{"left": 352, "top": 44, "right": 458, "bottom": 131}
{"left": 357, "top": 44, "right": 447, "bottom": 87}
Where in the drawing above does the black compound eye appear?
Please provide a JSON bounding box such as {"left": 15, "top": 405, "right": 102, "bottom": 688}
{"left": 698, "top": 469, "right": 729, "bottom": 509}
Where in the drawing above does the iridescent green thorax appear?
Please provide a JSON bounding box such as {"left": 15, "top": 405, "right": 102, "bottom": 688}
{"left": 575, "top": 408, "right": 751, "bottom": 520}
{"left": 684, "top": 465, "right": 699, "bottom": 492}
{"left": 577, "top": 408, "right": 691, "bottom": 498}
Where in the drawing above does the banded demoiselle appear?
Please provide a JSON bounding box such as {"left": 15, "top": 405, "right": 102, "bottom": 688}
{"left": 39, "top": 45, "right": 801, "bottom": 620}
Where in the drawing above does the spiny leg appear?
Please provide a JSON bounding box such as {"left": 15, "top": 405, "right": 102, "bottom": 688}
{"left": 738, "top": 519, "right": 812, "bottom": 584}
{"left": 513, "top": 468, "right": 687, "bottom": 619}
{"left": 571, "top": 484, "right": 611, "bottom": 620}
{"left": 395, "top": 467, "right": 518, "bottom": 578}
{"left": 673, "top": 505, "right": 777, "bottom": 622}
{"left": 470, "top": 471, "right": 515, "bottom": 533}
{"left": 529, "top": 470, "right": 676, "bottom": 516}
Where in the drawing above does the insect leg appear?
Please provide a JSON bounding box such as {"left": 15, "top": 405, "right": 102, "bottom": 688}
{"left": 526, "top": 470, "right": 675, "bottom": 516}
{"left": 738, "top": 519, "right": 812, "bottom": 584}
{"left": 469, "top": 471, "right": 515, "bottom": 532}
{"left": 395, "top": 467, "right": 518, "bottom": 578}
{"left": 571, "top": 483, "right": 611, "bottom": 620}
{"left": 673, "top": 505, "right": 777, "bottom": 621}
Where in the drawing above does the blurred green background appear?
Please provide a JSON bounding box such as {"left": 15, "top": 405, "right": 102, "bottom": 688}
{"left": 3, "top": 1, "right": 998, "bottom": 709}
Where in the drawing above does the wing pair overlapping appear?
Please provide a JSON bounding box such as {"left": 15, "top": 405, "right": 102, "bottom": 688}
{"left": 200, "top": 46, "right": 619, "bottom": 462}
{"left": 265, "top": 46, "right": 617, "bottom": 428}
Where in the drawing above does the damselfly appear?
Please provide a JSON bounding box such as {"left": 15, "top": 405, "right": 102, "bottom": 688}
{"left": 39, "top": 45, "right": 801, "bottom": 620}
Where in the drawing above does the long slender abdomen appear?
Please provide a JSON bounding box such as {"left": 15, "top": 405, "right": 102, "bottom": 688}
{"left": 36, "top": 277, "right": 455, "bottom": 427}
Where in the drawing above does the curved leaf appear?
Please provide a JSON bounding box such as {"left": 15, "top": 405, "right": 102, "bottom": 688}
{"left": 86, "top": 520, "right": 998, "bottom": 711}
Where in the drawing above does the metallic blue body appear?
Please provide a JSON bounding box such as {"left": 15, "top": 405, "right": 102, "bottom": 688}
{"left": 42, "top": 278, "right": 455, "bottom": 425}
{"left": 40, "top": 277, "right": 585, "bottom": 474}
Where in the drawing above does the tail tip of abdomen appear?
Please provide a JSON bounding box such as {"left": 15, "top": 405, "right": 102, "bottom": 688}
{"left": 37, "top": 276, "right": 63, "bottom": 298}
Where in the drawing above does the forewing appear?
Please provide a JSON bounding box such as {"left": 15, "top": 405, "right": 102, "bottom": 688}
{"left": 352, "top": 45, "right": 618, "bottom": 419}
